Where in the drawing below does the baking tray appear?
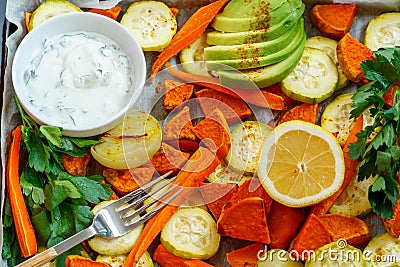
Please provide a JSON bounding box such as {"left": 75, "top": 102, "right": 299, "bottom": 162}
{"left": 2, "top": 0, "right": 400, "bottom": 266}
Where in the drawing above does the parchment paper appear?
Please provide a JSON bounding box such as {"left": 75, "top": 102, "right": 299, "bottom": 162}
{"left": 2, "top": 0, "right": 400, "bottom": 266}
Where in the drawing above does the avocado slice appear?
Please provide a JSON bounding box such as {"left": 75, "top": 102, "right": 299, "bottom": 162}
{"left": 204, "top": 18, "right": 302, "bottom": 61}
{"left": 206, "top": 3, "right": 305, "bottom": 45}
{"left": 205, "top": 23, "right": 304, "bottom": 70}
{"left": 216, "top": 33, "right": 306, "bottom": 89}
{"left": 221, "top": 0, "right": 289, "bottom": 18}
{"left": 211, "top": 0, "right": 303, "bottom": 32}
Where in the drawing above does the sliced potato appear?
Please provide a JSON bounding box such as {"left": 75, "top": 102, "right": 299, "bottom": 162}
{"left": 179, "top": 33, "right": 211, "bottom": 77}
{"left": 281, "top": 47, "right": 338, "bottom": 104}
{"left": 364, "top": 232, "right": 400, "bottom": 267}
{"left": 161, "top": 207, "right": 220, "bottom": 259}
{"left": 329, "top": 164, "right": 377, "bottom": 217}
{"left": 226, "top": 121, "right": 273, "bottom": 174}
{"left": 96, "top": 252, "right": 154, "bottom": 267}
{"left": 364, "top": 12, "right": 400, "bottom": 51}
{"left": 88, "top": 200, "right": 143, "bottom": 256}
{"left": 28, "top": 0, "right": 82, "bottom": 31}
{"left": 91, "top": 109, "right": 162, "bottom": 169}
{"left": 121, "top": 1, "right": 177, "bottom": 51}
{"left": 321, "top": 93, "right": 378, "bottom": 146}
{"left": 305, "top": 36, "right": 348, "bottom": 90}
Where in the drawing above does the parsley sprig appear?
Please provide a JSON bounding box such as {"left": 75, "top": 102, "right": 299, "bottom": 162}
{"left": 349, "top": 47, "right": 400, "bottom": 219}
{"left": 2, "top": 96, "right": 113, "bottom": 266}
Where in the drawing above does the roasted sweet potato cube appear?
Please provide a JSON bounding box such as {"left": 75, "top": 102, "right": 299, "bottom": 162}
{"left": 62, "top": 152, "right": 91, "bottom": 176}
{"left": 102, "top": 167, "right": 154, "bottom": 195}
{"left": 163, "top": 106, "right": 197, "bottom": 141}
{"left": 226, "top": 243, "right": 265, "bottom": 267}
{"left": 163, "top": 79, "right": 194, "bottom": 111}
{"left": 148, "top": 142, "right": 190, "bottom": 175}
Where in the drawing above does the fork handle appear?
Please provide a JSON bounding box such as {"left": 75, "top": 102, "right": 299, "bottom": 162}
{"left": 16, "top": 226, "right": 96, "bottom": 267}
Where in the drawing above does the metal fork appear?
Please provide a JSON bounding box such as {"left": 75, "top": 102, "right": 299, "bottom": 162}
{"left": 16, "top": 171, "right": 182, "bottom": 267}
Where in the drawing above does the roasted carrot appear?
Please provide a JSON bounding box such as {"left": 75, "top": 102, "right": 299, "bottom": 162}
{"left": 24, "top": 12, "right": 32, "bottom": 31}
{"left": 310, "top": 4, "right": 357, "bottom": 40}
{"left": 166, "top": 63, "right": 286, "bottom": 109}
{"left": 153, "top": 244, "right": 214, "bottom": 267}
{"left": 309, "top": 115, "right": 363, "bottom": 216}
{"left": 65, "top": 255, "right": 111, "bottom": 267}
{"left": 124, "top": 147, "right": 220, "bottom": 266}
{"left": 226, "top": 243, "right": 265, "bottom": 267}
{"left": 151, "top": 0, "right": 229, "bottom": 77}
{"left": 6, "top": 126, "right": 37, "bottom": 257}
{"left": 87, "top": 6, "right": 122, "bottom": 20}
{"left": 337, "top": 33, "right": 375, "bottom": 82}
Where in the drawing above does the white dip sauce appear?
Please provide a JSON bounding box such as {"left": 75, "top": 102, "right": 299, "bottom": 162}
{"left": 24, "top": 31, "right": 135, "bottom": 129}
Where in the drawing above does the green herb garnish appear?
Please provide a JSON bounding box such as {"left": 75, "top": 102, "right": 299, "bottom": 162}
{"left": 349, "top": 47, "right": 400, "bottom": 219}
{"left": 2, "top": 96, "right": 112, "bottom": 267}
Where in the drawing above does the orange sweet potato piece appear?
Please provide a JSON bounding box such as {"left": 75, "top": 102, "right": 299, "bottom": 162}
{"left": 192, "top": 109, "right": 231, "bottom": 161}
{"left": 227, "top": 178, "right": 273, "bottom": 216}
{"left": 289, "top": 213, "right": 332, "bottom": 261}
{"left": 263, "top": 83, "right": 298, "bottom": 107}
{"left": 149, "top": 142, "right": 190, "bottom": 175}
{"left": 278, "top": 103, "right": 318, "bottom": 125}
{"left": 163, "top": 106, "right": 197, "bottom": 141}
{"left": 153, "top": 244, "right": 214, "bottom": 267}
{"left": 65, "top": 255, "right": 111, "bottom": 267}
{"left": 226, "top": 243, "right": 265, "bottom": 267}
{"left": 102, "top": 167, "right": 154, "bottom": 195}
{"left": 218, "top": 197, "right": 270, "bottom": 244}
{"left": 318, "top": 214, "right": 370, "bottom": 246}
{"left": 62, "top": 152, "right": 91, "bottom": 176}
{"left": 163, "top": 79, "right": 194, "bottom": 111}
{"left": 310, "top": 4, "right": 356, "bottom": 40}
{"left": 337, "top": 33, "right": 375, "bottom": 82}
{"left": 200, "top": 182, "right": 237, "bottom": 220}
{"left": 195, "top": 88, "right": 252, "bottom": 125}
{"left": 267, "top": 201, "right": 306, "bottom": 250}
{"left": 87, "top": 6, "right": 122, "bottom": 20}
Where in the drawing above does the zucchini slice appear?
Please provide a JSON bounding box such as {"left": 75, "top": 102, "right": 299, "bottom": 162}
{"left": 96, "top": 251, "right": 154, "bottom": 267}
{"left": 364, "top": 12, "right": 400, "bottom": 51}
{"left": 281, "top": 47, "right": 338, "bottom": 104}
{"left": 207, "top": 160, "right": 252, "bottom": 186}
{"left": 364, "top": 232, "right": 400, "bottom": 267}
{"left": 28, "top": 0, "right": 82, "bottom": 31}
{"left": 121, "top": 1, "right": 177, "bottom": 52}
{"left": 329, "top": 164, "right": 377, "bottom": 217}
{"left": 179, "top": 33, "right": 211, "bottom": 77}
{"left": 160, "top": 207, "right": 220, "bottom": 259}
{"left": 226, "top": 121, "right": 272, "bottom": 174}
{"left": 305, "top": 36, "right": 348, "bottom": 90}
{"left": 321, "top": 93, "right": 378, "bottom": 147}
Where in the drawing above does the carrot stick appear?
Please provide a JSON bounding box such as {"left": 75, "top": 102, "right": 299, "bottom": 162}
{"left": 6, "top": 126, "right": 37, "bottom": 257}
{"left": 87, "top": 6, "right": 122, "bottom": 20}
{"left": 166, "top": 63, "right": 286, "bottom": 110}
{"left": 309, "top": 115, "right": 363, "bottom": 216}
{"left": 151, "top": 0, "right": 230, "bottom": 78}
{"left": 124, "top": 147, "right": 220, "bottom": 266}
{"left": 24, "top": 12, "right": 32, "bottom": 31}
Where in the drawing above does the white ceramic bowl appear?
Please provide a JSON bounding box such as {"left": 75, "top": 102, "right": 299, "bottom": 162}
{"left": 12, "top": 12, "right": 146, "bottom": 137}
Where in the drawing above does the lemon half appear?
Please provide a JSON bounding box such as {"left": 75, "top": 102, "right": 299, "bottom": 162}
{"left": 258, "top": 120, "right": 344, "bottom": 207}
